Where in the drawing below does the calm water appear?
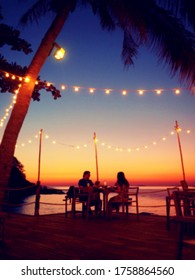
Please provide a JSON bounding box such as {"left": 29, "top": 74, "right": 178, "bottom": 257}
{"left": 9, "top": 186, "right": 180, "bottom": 216}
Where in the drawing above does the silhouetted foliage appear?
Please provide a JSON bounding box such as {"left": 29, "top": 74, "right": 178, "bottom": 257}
{"left": 20, "top": 0, "right": 195, "bottom": 86}
{"left": 0, "top": 7, "right": 61, "bottom": 101}
{"left": 6, "top": 157, "right": 35, "bottom": 203}
{"left": 6, "top": 157, "right": 63, "bottom": 204}
{"left": 8, "top": 157, "right": 29, "bottom": 188}
{"left": 0, "top": 23, "right": 32, "bottom": 53}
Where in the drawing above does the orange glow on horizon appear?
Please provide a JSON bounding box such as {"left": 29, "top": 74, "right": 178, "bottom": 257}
{"left": 21, "top": 138, "right": 195, "bottom": 187}
{"left": 12, "top": 122, "right": 195, "bottom": 188}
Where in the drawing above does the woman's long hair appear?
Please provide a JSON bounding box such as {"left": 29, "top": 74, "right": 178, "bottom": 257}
{"left": 117, "top": 172, "right": 129, "bottom": 187}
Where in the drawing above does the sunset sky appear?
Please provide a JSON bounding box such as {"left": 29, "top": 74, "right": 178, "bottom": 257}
{"left": 0, "top": 1, "right": 195, "bottom": 186}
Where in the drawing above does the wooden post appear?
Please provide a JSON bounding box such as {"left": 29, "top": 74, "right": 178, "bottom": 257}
{"left": 175, "top": 121, "right": 186, "bottom": 181}
{"left": 93, "top": 132, "right": 99, "bottom": 182}
{"left": 34, "top": 129, "right": 43, "bottom": 216}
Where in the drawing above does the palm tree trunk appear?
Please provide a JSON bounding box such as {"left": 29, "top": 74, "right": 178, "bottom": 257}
{"left": 0, "top": 5, "right": 73, "bottom": 209}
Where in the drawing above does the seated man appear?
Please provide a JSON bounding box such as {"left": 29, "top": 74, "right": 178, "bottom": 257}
{"left": 78, "top": 171, "right": 102, "bottom": 215}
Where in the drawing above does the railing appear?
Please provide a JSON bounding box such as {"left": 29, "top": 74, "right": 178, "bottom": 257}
{"left": 2, "top": 185, "right": 181, "bottom": 216}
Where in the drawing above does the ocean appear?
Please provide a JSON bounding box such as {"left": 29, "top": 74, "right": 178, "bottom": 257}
{"left": 9, "top": 186, "right": 179, "bottom": 216}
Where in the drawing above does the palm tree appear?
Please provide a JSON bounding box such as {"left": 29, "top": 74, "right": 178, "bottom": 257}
{"left": 0, "top": 1, "right": 75, "bottom": 207}
{"left": 0, "top": 0, "right": 194, "bottom": 208}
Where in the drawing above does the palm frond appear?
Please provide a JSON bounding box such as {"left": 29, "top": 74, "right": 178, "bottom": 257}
{"left": 122, "top": 28, "right": 139, "bottom": 65}
{"left": 88, "top": 0, "right": 116, "bottom": 30}
{"left": 179, "top": 0, "right": 195, "bottom": 30}
{"left": 20, "top": 0, "right": 51, "bottom": 24}
{"left": 0, "top": 23, "right": 32, "bottom": 54}
{"left": 108, "top": 0, "right": 150, "bottom": 65}
{"left": 158, "top": 0, "right": 195, "bottom": 30}
{"left": 105, "top": 0, "right": 195, "bottom": 86}
{"left": 50, "top": 0, "right": 77, "bottom": 13}
{"left": 20, "top": 0, "right": 78, "bottom": 24}
{"left": 19, "top": 0, "right": 195, "bottom": 86}
{"left": 143, "top": 5, "right": 195, "bottom": 87}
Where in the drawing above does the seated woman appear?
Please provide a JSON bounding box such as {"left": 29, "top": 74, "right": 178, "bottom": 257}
{"left": 108, "top": 171, "right": 129, "bottom": 213}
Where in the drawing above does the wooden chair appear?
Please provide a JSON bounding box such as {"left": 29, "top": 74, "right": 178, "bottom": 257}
{"left": 110, "top": 187, "right": 139, "bottom": 221}
{"left": 63, "top": 189, "right": 73, "bottom": 218}
{"left": 173, "top": 190, "right": 195, "bottom": 259}
{"left": 64, "top": 186, "right": 88, "bottom": 218}
{"left": 64, "top": 186, "right": 98, "bottom": 219}
{"left": 166, "top": 187, "right": 179, "bottom": 230}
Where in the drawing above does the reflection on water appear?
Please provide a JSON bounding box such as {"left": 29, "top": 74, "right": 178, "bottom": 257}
{"left": 9, "top": 186, "right": 178, "bottom": 216}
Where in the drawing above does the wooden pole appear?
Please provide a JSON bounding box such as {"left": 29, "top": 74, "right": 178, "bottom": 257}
{"left": 93, "top": 132, "right": 99, "bottom": 182}
{"left": 34, "top": 129, "right": 43, "bottom": 216}
{"left": 175, "top": 121, "right": 186, "bottom": 181}
{"left": 37, "top": 129, "right": 43, "bottom": 184}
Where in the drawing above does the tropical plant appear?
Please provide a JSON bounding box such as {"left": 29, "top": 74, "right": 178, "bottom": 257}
{"left": 0, "top": 19, "right": 61, "bottom": 100}
{"left": 0, "top": 0, "right": 194, "bottom": 208}
{"left": 8, "top": 157, "right": 32, "bottom": 188}
{"left": 6, "top": 157, "right": 35, "bottom": 204}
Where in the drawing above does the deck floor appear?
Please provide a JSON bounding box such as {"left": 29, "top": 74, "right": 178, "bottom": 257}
{"left": 0, "top": 212, "right": 195, "bottom": 260}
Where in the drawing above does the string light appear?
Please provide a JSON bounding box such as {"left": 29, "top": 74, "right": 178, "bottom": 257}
{"left": 14, "top": 127, "right": 192, "bottom": 155}
{"left": 138, "top": 90, "right": 144, "bottom": 95}
{"left": 74, "top": 86, "right": 79, "bottom": 92}
{"left": 89, "top": 88, "right": 95, "bottom": 94}
{"left": 175, "top": 89, "right": 180, "bottom": 95}
{"left": 156, "top": 89, "right": 162, "bottom": 95}
{"left": 0, "top": 91, "right": 19, "bottom": 128}
{"left": 175, "top": 123, "right": 182, "bottom": 133}
{"left": 24, "top": 76, "right": 30, "bottom": 83}
{"left": 105, "top": 89, "right": 111, "bottom": 95}
{"left": 0, "top": 70, "right": 194, "bottom": 150}
{"left": 1, "top": 69, "right": 194, "bottom": 98}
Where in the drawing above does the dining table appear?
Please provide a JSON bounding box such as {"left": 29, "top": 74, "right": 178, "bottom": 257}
{"left": 67, "top": 185, "right": 118, "bottom": 218}
{"left": 95, "top": 186, "right": 117, "bottom": 217}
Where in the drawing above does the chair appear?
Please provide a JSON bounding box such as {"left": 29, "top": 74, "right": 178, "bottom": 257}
{"left": 110, "top": 187, "right": 139, "bottom": 221}
{"left": 64, "top": 186, "right": 88, "bottom": 218}
{"left": 173, "top": 190, "right": 195, "bottom": 259}
{"left": 64, "top": 186, "right": 98, "bottom": 219}
{"left": 63, "top": 187, "right": 73, "bottom": 217}
{"left": 166, "top": 187, "right": 179, "bottom": 230}
{"left": 125, "top": 187, "right": 139, "bottom": 220}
